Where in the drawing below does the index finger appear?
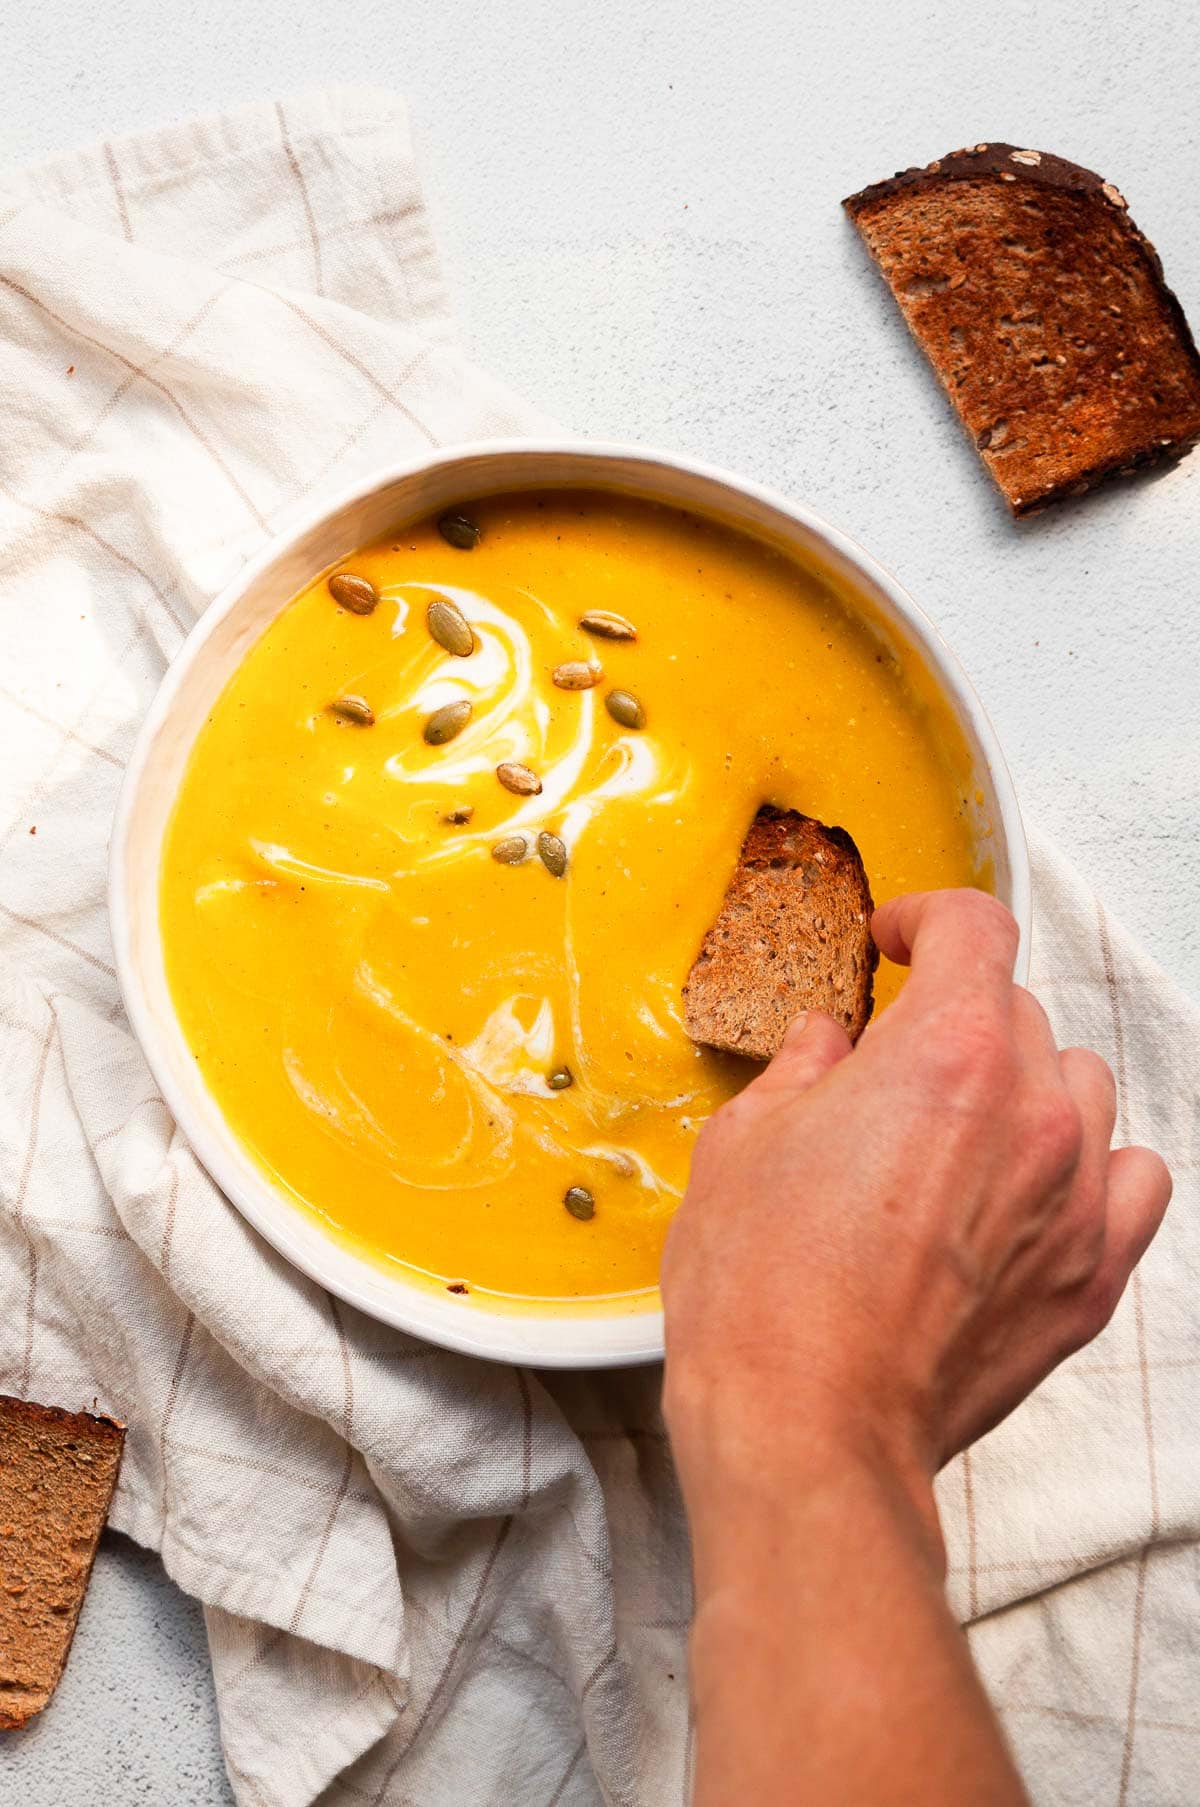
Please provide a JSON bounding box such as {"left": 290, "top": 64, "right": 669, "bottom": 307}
{"left": 872, "top": 889, "right": 1021, "bottom": 1002}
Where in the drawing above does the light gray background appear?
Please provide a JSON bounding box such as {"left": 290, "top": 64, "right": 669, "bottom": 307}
{"left": 2, "top": 1, "right": 1198, "bottom": 1800}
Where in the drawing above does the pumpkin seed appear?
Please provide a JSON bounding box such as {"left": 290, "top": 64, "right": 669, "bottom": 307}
{"left": 547, "top": 1066, "right": 574, "bottom": 1091}
{"left": 491, "top": 835, "right": 528, "bottom": 865}
{"left": 605, "top": 689, "right": 646, "bottom": 730}
{"left": 427, "top": 597, "right": 475, "bottom": 658}
{"left": 496, "top": 761, "right": 542, "bottom": 796}
{"left": 328, "top": 572, "right": 378, "bottom": 615}
{"left": 579, "top": 609, "right": 637, "bottom": 641}
{"left": 437, "top": 512, "right": 481, "bottom": 550}
{"left": 563, "top": 1185, "right": 595, "bottom": 1222}
{"left": 444, "top": 805, "right": 474, "bottom": 824}
{"left": 537, "top": 831, "right": 568, "bottom": 877}
{"left": 329, "top": 694, "right": 374, "bottom": 726}
{"left": 552, "top": 660, "right": 604, "bottom": 690}
{"left": 423, "top": 699, "right": 472, "bottom": 745}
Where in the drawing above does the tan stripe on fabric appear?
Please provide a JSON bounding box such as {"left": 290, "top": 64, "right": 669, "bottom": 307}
{"left": 371, "top": 1515, "right": 516, "bottom": 1802}
{"left": 24, "top": 1215, "right": 130, "bottom": 1241}
{"left": 14, "top": 1018, "right": 56, "bottom": 1396}
{"left": 961, "top": 1446, "right": 980, "bottom": 1618}
{"left": 159, "top": 1165, "right": 181, "bottom": 1280}
{"left": 266, "top": 292, "right": 440, "bottom": 447}
{"left": 545, "top": 1739, "right": 587, "bottom": 1807}
{"left": 1097, "top": 900, "right": 1162, "bottom": 1805}
{"left": 0, "top": 599, "right": 177, "bottom": 880}
{"left": 92, "top": 1095, "right": 167, "bottom": 1150}
{"left": 287, "top": 1294, "right": 356, "bottom": 1634}
{"left": 275, "top": 102, "right": 324, "bottom": 296}
{"left": 682, "top": 1710, "right": 695, "bottom": 1807}
{"left": 0, "top": 899, "right": 116, "bottom": 979}
{"left": 1074, "top": 1354, "right": 1200, "bottom": 1376}
{"left": 218, "top": 201, "right": 422, "bottom": 270}
{"left": 224, "top": 1750, "right": 288, "bottom": 1807}
{"left": 0, "top": 275, "right": 271, "bottom": 534}
{"left": 51, "top": 285, "right": 234, "bottom": 485}
{"left": 402, "top": 1581, "right": 574, "bottom": 1696}
{"left": 365, "top": 1372, "right": 537, "bottom": 1800}
{"left": 517, "top": 1368, "right": 534, "bottom": 1505}
{"left": 159, "top": 1311, "right": 197, "bottom": 1522}
{"left": 1117, "top": 1546, "right": 1152, "bottom": 1806}
{"left": 0, "top": 687, "right": 126, "bottom": 768}
{"left": 166, "top": 1440, "right": 376, "bottom": 1507}
{"left": 102, "top": 141, "right": 134, "bottom": 242}
{"left": 1003, "top": 1701, "right": 1200, "bottom": 1738}
{"left": 0, "top": 471, "right": 189, "bottom": 638}
{"left": 580, "top": 1644, "right": 616, "bottom": 1700}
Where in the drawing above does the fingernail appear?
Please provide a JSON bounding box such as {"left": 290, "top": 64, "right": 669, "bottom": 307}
{"left": 788, "top": 1011, "right": 810, "bottom": 1038}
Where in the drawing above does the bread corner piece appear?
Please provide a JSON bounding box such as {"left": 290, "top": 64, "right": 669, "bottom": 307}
{"left": 0, "top": 1396, "right": 125, "bottom": 1731}
{"left": 844, "top": 144, "right": 1200, "bottom": 514}
{"left": 683, "top": 806, "right": 877, "bottom": 1062}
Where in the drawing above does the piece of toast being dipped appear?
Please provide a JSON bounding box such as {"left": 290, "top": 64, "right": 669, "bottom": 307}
{"left": 683, "top": 807, "right": 877, "bottom": 1061}
{"left": 844, "top": 144, "right": 1200, "bottom": 514}
{"left": 0, "top": 1396, "right": 125, "bottom": 1730}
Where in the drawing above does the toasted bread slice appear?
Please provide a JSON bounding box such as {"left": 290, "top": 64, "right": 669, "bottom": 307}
{"left": 683, "top": 807, "right": 877, "bottom": 1061}
{"left": 0, "top": 1396, "right": 125, "bottom": 1730}
{"left": 844, "top": 144, "right": 1200, "bottom": 513}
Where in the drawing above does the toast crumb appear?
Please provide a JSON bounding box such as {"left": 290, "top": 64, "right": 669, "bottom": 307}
{"left": 844, "top": 144, "right": 1200, "bottom": 513}
{"left": 682, "top": 807, "right": 877, "bottom": 1061}
{"left": 0, "top": 1396, "right": 125, "bottom": 1731}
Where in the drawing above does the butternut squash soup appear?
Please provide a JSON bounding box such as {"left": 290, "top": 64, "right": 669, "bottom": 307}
{"left": 160, "top": 492, "right": 984, "bottom": 1309}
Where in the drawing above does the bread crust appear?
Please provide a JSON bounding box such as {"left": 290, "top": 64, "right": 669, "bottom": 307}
{"left": 844, "top": 144, "right": 1200, "bottom": 512}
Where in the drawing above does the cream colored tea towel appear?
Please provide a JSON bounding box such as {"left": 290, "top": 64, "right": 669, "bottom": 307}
{"left": 0, "top": 87, "right": 1196, "bottom": 1807}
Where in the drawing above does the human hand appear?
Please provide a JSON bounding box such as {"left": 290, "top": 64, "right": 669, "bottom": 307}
{"left": 662, "top": 889, "right": 1172, "bottom": 1502}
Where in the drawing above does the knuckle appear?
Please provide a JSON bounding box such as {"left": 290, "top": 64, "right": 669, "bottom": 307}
{"left": 1030, "top": 1089, "right": 1084, "bottom": 1178}
{"left": 943, "top": 888, "right": 1020, "bottom": 951}
{"left": 1063, "top": 1046, "right": 1116, "bottom": 1104}
{"left": 1080, "top": 1269, "right": 1124, "bottom": 1342}
{"left": 1053, "top": 1200, "right": 1106, "bottom": 1288}
{"left": 919, "top": 1005, "right": 1013, "bottom": 1098}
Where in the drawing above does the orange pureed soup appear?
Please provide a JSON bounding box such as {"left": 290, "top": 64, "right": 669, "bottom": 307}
{"left": 161, "top": 491, "right": 984, "bottom": 1309}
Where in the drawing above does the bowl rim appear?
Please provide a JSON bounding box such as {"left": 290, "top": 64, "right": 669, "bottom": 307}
{"left": 109, "top": 436, "right": 1031, "bottom": 1369}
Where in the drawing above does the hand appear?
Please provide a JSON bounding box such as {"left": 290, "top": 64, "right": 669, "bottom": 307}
{"left": 663, "top": 888, "right": 1172, "bottom": 1500}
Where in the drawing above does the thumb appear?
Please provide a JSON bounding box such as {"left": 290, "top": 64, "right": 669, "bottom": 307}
{"left": 757, "top": 1010, "right": 854, "bottom": 1096}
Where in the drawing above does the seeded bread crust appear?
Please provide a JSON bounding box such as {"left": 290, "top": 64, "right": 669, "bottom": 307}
{"left": 844, "top": 144, "right": 1200, "bottom": 513}
{"left": 0, "top": 1396, "right": 125, "bottom": 1731}
{"left": 682, "top": 807, "right": 877, "bottom": 1061}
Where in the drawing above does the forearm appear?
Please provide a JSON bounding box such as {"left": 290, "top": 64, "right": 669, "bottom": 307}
{"left": 674, "top": 1411, "right": 1029, "bottom": 1807}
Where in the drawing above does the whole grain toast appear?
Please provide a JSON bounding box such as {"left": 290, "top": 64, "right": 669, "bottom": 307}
{"left": 0, "top": 1396, "right": 125, "bottom": 1731}
{"left": 844, "top": 144, "right": 1200, "bottom": 514}
{"left": 682, "top": 807, "right": 877, "bottom": 1061}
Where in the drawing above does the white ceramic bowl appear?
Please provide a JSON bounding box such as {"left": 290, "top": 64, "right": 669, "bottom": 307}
{"left": 110, "top": 440, "right": 1030, "bottom": 1369}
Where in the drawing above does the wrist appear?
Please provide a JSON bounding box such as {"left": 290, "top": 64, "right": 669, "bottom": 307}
{"left": 664, "top": 1359, "right": 946, "bottom": 1584}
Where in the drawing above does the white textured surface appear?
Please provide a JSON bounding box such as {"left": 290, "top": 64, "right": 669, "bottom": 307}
{"left": 0, "top": 1532, "right": 231, "bottom": 1804}
{"left": 2, "top": 2, "right": 1198, "bottom": 1800}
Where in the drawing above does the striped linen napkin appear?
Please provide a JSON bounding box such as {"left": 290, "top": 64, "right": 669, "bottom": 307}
{"left": 0, "top": 85, "right": 1196, "bottom": 1807}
